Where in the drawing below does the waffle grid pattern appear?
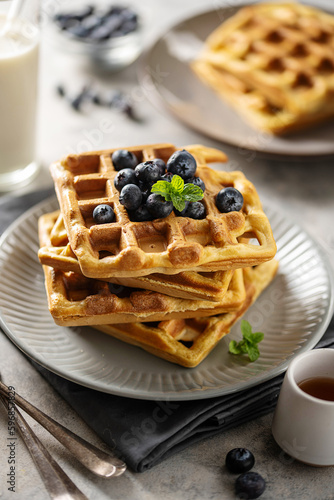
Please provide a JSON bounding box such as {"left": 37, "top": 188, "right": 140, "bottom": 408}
{"left": 38, "top": 211, "right": 237, "bottom": 302}
{"left": 50, "top": 143, "right": 276, "bottom": 278}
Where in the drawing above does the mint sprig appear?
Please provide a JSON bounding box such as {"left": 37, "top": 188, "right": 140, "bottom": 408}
{"left": 229, "top": 320, "right": 264, "bottom": 362}
{"left": 151, "top": 175, "right": 204, "bottom": 212}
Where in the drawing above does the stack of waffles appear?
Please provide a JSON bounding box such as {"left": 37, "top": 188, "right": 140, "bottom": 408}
{"left": 38, "top": 143, "right": 278, "bottom": 367}
{"left": 192, "top": 2, "right": 334, "bottom": 134}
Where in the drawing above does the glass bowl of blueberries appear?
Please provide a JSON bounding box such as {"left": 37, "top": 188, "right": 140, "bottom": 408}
{"left": 48, "top": 2, "right": 143, "bottom": 70}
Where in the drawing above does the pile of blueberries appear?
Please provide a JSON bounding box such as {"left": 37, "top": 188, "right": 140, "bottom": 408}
{"left": 92, "top": 149, "right": 244, "bottom": 224}
{"left": 225, "top": 448, "right": 266, "bottom": 499}
{"left": 54, "top": 5, "right": 138, "bottom": 42}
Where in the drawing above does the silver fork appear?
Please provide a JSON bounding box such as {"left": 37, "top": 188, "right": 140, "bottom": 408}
{"left": 0, "top": 377, "right": 126, "bottom": 477}
{"left": 0, "top": 393, "right": 89, "bottom": 500}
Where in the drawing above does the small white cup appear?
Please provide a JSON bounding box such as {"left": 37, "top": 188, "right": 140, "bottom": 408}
{"left": 272, "top": 348, "right": 334, "bottom": 466}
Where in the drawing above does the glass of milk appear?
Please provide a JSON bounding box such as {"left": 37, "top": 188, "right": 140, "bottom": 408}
{"left": 0, "top": 0, "right": 40, "bottom": 191}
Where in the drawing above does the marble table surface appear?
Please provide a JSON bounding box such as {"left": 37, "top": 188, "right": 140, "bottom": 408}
{"left": 1, "top": 1, "right": 334, "bottom": 498}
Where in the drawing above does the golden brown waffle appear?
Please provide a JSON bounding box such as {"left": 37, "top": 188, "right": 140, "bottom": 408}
{"left": 38, "top": 211, "right": 235, "bottom": 302}
{"left": 194, "top": 2, "right": 334, "bottom": 134}
{"left": 192, "top": 60, "right": 302, "bottom": 134}
{"left": 42, "top": 264, "right": 246, "bottom": 326}
{"left": 50, "top": 143, "right": 276, "bottom": 278}
{"left": 96, "top": 260, "right": 279, "bottom": 367}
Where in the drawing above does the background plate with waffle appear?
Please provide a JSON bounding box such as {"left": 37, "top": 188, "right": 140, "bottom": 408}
{"left": 192, "top": 2, "right": 334, "bottom": 135}
{"left": 139, "top": 1, "right": 334, "bottom": 156}
{"left": 38, "top": 143, "right": 278, "bottom": 367}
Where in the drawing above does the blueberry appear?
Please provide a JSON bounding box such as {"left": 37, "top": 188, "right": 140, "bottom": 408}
{"left": 161, "top": 172, "right": 173, "bottom": 182}
{"left": 119, "top": 184, "right": 142, "bottom": 211}
{"left": 116, "top": 20, "right": 137, "bottom": 36}
{"left": 129, "top": 205, "right": 154, "bottom": 222}
{"left": 93, "top": 204, "right": 115, "bottom": 224}
{"left": 121, "top": 8, "right": 138, "bottom": 23}
{"left": 109, "top": 92, "right": 135, "bottom": 119}
{"left": 54, "top": 6, "right": 94, "bottom": 25}
{"left": 139, "top": 186, "right": 153, "bottom": 202}
{"left": 89, "top": 90, "right": 102, "bottom": 105}
{"left": 189, "top": 176, "right": 205, "bottom": 192}
{"left": 166, "top": 149, "right": 197, "bottom": 180}
{"left": 112, "top": 149, "right": 138, "bottom": 171}
{"left": 80, "top": 14, "right": 103, "bottom": 34}
{"left": 69, "top": 85, "right": 91, "bottom": 111}
{"left": 135, "top": 161, "right": 161, "bottom": 185}
{"left": 235, "top": 472, "right": 266, "bottom": 499}
{"left": 174, "top": 201, "right": 189, "bottom": 217}
{"left": 102, "top": 6, "right": 126, "bottom": 18}
{"left": 182, "top": 202, "right": 206, "bottom": 219}
{"left": 56, "top": 84, "right": 66, "bottom": 97}
{"left": 89, "top": 15, "right": 123, "bottom": 40}
{"left": 146, "top": 193, "right": 173, "bottom": 219}
{"left": 67, "top": 24, "right": 92, "bottom": 38}
{"left": 216, "top": 187, "right": 244, "bottom": 213}
{"left": 226, "top": 448, "right": 255, "bottom": 474}
{"left": 114, "top": 168, "right": 137, "bottom": 191}
{"left": 153, "top": 158, "right": 166, "bottom": 176}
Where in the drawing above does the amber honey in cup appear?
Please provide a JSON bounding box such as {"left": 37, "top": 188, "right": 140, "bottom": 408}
{"left": 298, "top": 377, "right": 334, "bottom": 402}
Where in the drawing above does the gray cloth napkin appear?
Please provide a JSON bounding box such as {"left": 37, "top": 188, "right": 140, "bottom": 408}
{"left": 1, "top": 190, "right": 333, "bottom": 472}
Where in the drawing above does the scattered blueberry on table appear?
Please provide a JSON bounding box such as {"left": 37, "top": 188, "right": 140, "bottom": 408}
{"left": 226, "top": 448, "right": 255, "bottom": 474}
{"left": 235, "top": 471, "right": 266, "bottom": 499}
{"left": 55, "top": 84, "right": 138, "bottom": 119}
{"left": 225, "top": 448, "right": 266, "bottom": 499}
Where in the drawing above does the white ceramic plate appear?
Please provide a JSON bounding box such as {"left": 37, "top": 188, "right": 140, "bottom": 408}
{"left": 0, "top": 197, "right": 333, "bottom": 400}
{"left": 138, "top": 1, "right": 334, "bottom": 157}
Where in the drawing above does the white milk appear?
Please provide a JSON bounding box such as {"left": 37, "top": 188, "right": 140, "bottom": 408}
{"left": 0, "top": 15, "right": 39, "bottom": 185}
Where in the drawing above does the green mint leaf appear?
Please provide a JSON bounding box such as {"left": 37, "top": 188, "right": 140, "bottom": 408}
{"left": 229, "top": 321, "right": 264, "bottom": 362}
{"left": 151, "top": 180, "right": 173, "bottom": 197}
{"left": 249, "top": 332, "right": 264, "bottom": 344}
{"left": 171, "top": 175, "right": 184, "bottom": 194}
{"left": 171, "top": 194, "right": 186, "bottom": 213}
{"left": 247, "top": 344, "right": 260, "bottom": 362}
{"left": 229, "top": 340, "right": 243, "bottom": 355}
{"left": 183, "top": 183, "right": 204, "bottom": 202}
{"left": 240, "top": 320, "right": 253, "bottom": 340}
{"left": 151, "top": 175, "right": 203, "bottom": 211}
{"left": 239, "top": 340, "right": 249, "bottom": 354}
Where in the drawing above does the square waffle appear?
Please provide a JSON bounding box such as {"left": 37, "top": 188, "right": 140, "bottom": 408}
{"left": 192, "top": 60, "right": 303, "bottom": 134}
{"left": 41, "top": 257, "right": 246, "bottom": 326}
{"left": 38, "top": 211, "right": 236, "bottom": 302}
{"left": 194, "top": 2, "right": 334, "bottom": 134}
{"left": 96, "top": 260, "right": 279, "bottom": 367}
{"left": 50, "top": 143, "right": 276, "bottom": 278}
